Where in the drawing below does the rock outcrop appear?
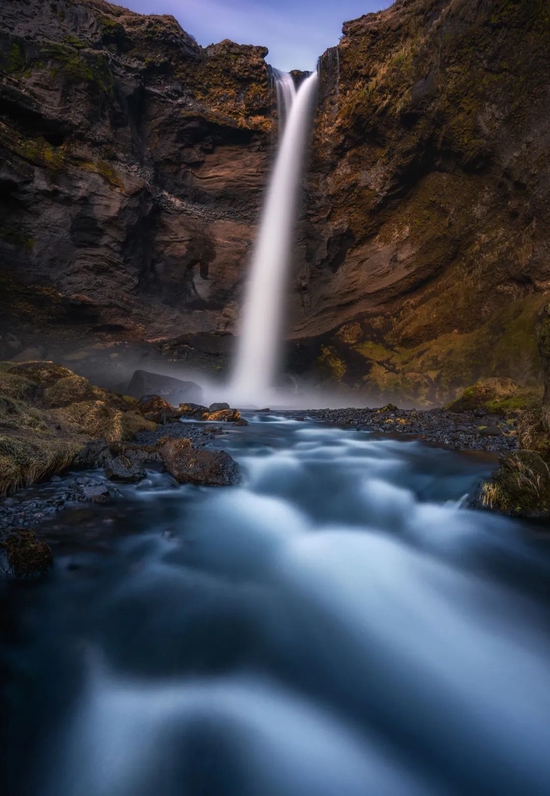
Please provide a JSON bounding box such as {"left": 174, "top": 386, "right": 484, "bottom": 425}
{"left": 0, "top": 0, "right": 273, "bottom": 369}
{"left": 288, "top": 0, "right": 550, "bottom": 402}
{"left": 1, "top": 0, "right": 550, "bottom": 403}
{"left": 0, "top": 359, "right": 155, "bottom": 495}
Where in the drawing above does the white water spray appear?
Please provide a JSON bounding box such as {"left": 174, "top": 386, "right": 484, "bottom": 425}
{"left": 229, "top": 70, "right": 319, "bottom": 406}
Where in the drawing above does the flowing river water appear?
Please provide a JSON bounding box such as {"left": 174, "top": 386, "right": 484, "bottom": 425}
{"left": 2, "top": 414, "right": 550, "bottom": 795}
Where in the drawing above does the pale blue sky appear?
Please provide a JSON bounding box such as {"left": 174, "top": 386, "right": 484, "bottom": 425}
{"left": 123, "top": 0, "right": 391, "bottom": 71}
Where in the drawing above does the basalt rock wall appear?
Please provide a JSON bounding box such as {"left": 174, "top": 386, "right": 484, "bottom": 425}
{"left": 0, "top": 0, "right": 273, "bottom": 369}
{"left": 288, "top": 0, "right": 550, "bottom": 403}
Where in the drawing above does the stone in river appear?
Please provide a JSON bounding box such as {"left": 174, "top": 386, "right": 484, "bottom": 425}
{"left": 159, "top": 438, "right": 240, "bottom": 486}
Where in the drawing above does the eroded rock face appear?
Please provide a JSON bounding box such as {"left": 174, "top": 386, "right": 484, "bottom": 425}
{"left": 0, "top": 0, "right": 273, "bottom": 355}
{"left": 287, "top": 0, "right": 550, "bottom": 402}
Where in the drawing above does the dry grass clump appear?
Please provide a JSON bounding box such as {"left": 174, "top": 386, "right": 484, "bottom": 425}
{"left": 50, "top": 401, "right": 154, "bottom": 442}
{"left": 43, "top": 374, "right": 105, "bottom": 408}
{"left": 7, "top": 361, "right": 74, "bottom": 387}
{"left": 479, "top": 451, "right": 550, "bottom": 516}
{"left": 0, "top": 372, "right": 38, "bottom": 402}
{"left": 0, "top": 435, "right": 80, "bottom": 496}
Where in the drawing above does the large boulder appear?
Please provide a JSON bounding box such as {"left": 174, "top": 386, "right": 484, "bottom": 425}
{"left": 159, "top": 438, "right": 240, "bottom": 486}
{"left": 127, "top": 371, "right": 203, "bottom": 405}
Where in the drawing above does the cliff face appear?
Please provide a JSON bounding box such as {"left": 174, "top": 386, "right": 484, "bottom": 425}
{"left": 289, "top": 0, "right": 550, "bottom": 402}
{"left": 1, "top": 0, "right": 550, "bottom": 403}
{"left": 0, "top": 0, "right": 272, "bottom": 364}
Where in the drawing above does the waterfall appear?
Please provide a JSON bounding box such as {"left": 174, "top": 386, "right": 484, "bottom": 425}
{"left": 229, "top": 70, "right": 319, "bottom": 406}
{"left": 272, "top": 68, "right": 296, "bottom": 134}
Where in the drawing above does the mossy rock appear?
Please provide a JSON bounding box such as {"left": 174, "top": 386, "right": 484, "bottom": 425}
{"left": 477, "top": 450, "right": 550, "bottom": 517}
{"left": 448, "top": 378, "right": 540, "bottom": 415}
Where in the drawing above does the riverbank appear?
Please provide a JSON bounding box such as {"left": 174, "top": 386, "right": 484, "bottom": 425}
{"left": 302, "top": 405, "right": 518, "bottom": 453}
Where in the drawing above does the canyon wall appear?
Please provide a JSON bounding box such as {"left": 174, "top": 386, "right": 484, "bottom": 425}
{"left": 291, "top": 0, "right": 550, "bottom": 402}
{"left": 1, "top": 0, "right": 550, "bottom": 402}
{"left": 0, "top": 0, "right": 272, "bottom": 375}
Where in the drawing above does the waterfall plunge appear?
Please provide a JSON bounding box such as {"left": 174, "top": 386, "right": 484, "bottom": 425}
{"left": 229, "top": 70, "right": 319, "bottom": 406}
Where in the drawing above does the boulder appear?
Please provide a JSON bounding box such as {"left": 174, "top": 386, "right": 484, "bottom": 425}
{"left": 104, "top": 455, "right": 146, "bottom": 483}
{"left": 209, "top": 402, "right": 230, "bottom": 411}
{"left": 159, "top": 438, "right": 240, "bottom": 486}
{"left": 177, "top": 403, "right": 210, "bottom": 419}
{"left": 127, "top": 370, "right": 203, "bottom": 405}
{"left": 204, "top": 408, "right": 242, "bottom": 422}
{"left": 137, "top": 395, "right": 179, "bottom": 424}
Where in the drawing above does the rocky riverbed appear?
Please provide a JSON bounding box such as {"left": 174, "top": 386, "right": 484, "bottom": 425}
{"left": 302, "top": 406, "right": 518, "bottom": 454}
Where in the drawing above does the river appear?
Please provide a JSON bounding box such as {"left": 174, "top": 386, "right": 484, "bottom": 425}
{"left": 2, "top": 414, "right": 550, "bottom": 795}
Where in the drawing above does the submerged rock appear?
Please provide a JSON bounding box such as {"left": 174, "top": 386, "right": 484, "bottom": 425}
{"left": 159, "top": 438, "right": 240, "bottom": 486}
{"left": 2, "top": 530, "right": 53, "bottom": 578}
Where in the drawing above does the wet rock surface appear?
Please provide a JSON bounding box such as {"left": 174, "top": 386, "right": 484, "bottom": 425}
{"left": 159, "top": 438, "right": 240, "bottom": 487}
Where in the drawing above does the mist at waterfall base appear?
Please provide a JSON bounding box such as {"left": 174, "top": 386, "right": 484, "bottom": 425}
{"left": 227, "top": 70, "right": 319, "bottom": 409}
{"left": 3, "top": 415, "right": 550, "bottom": 794}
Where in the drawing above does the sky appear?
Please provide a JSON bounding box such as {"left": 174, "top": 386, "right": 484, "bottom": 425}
{"left": 123, "top": 0, "right": 392, "bottom": 71}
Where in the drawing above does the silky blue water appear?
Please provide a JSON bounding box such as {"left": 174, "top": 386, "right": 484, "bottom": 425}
{"left": 2, "top": 417, "right": 550, "bottom": 795}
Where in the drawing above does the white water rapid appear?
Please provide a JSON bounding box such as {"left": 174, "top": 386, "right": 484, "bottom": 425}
{"left": 229, "top": 70, "right": 319, "bottom": 407}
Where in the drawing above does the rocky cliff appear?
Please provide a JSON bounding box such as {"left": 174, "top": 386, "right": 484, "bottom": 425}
{"left": 0, "top": 0, "right": 273, "bottom": 377}
{"left": 1, "top": 0, "right": 550, "bottom": 403}
{"left": 290, "top": 0, "right": 550, "bottom": 403}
